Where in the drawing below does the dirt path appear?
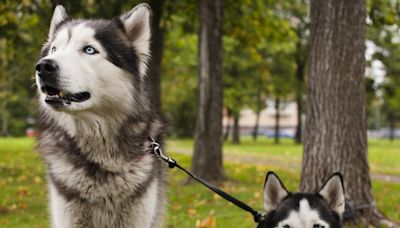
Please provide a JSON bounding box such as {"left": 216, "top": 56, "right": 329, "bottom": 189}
{"left": 170, "top": 147, "right": 400, "bottom": 184}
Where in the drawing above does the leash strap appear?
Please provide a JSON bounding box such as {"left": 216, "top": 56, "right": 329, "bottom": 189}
{"left": 148, "top": 137, "right": 267, "bottom": 224}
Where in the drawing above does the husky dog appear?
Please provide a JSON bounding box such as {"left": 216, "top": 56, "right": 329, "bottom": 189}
{"left": 259, "top": 172, "right": 345, "bottom": 228}
{"left": 35, "top": 4, "right": 166, "bottom": 228}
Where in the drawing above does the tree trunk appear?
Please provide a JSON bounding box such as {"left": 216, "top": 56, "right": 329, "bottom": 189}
{"left": 252, "top": 89, "right": 262, "bottom": 141}
{"left": 295, "top": 94, "right": 303, "bottom": 144}
{"left": 146, "top": 0, "right": 165, "bottom": 112}
{"left": 274, "top": 97, "right": 280, "bottom": 144}
{"left": 1, "top": 101, "right": 8, "bottom": 136}
{"left": 253, "top": 109, "right": 261, "bottom": 141}
{"left": 388, "top": 113, "right": 395, "bottom": 141}
{"left": 232, "top": 113, "right": 240, "bottom": 144}
{"left": 294, "top": 44, "right": 305, "bottom": 144}
{"left": 224, "top": 123, "right": 230, "bottom": 141}
{"left": 191, "top": 0, "right": 224, "bottom": 182}
{"left": 224, "top": 108, "right": 231, "bottom": 141}
{"left": 301, "top": 0, "right": 391, "bottom": 225}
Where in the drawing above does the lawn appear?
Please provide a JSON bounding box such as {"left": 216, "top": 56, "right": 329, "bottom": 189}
{"left": 0, "top": 137, "right": 399, "bottom": 228}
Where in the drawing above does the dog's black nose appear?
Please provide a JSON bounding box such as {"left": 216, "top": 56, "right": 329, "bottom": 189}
{"left": 36, "top": 59, "right": 58, "bottom": 75}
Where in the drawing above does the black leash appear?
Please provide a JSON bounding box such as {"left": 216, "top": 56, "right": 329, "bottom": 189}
{"left": 148, "top": 137, "right": 267, "bottom": 224}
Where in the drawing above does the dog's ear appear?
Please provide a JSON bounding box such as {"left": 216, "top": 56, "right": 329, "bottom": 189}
{"left": 318, "top": 173, "right": 345, "bottom": 216}
{"left": 120, "top": 4, "right": 151, "bottom": 59}
{"left": 263, "top": 172, "right": 289, "bottom": 213}
{"left": 49, "top": 5, "right": 68, "bottom": 40}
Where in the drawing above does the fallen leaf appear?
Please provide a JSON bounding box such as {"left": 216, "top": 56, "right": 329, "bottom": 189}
{"left": 213, "top": 194, "right": 220, "bottom": 201}
{"left": 187, "top": 208, "right": 197, "bottom": 216}
{"left": 34, "top": 176, "right": 42, "bottom": 184}
{"left": 172, "top": 203, "right": 182, "bottom": 210}
{"left": 9, "top": 204, "right": 17, "bottom": 211}
{"left": 19, "top": 203, "right": 28, "bottom": 209}
{"left": 17, "top": 188, "right": 29, "bottom": 198}
{"left": 196, "top": 216, "right": 216, "bottom": 228}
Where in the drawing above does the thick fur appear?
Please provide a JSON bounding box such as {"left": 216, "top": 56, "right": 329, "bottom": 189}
{"left": 258, "top": 172, "right": 345, "bottom": 228}
{"left": 36, "top": 4, "right": 166, "bottom": 228}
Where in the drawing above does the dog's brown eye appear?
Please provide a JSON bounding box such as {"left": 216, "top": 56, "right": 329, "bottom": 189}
{"left": 283, "top": 225, "right": 290, "bottom": 228}
{"left": 313, "top": 225, "right": 324, "bottom": 228}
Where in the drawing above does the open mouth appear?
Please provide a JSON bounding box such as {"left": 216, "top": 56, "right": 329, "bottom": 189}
{"left": 41, "top": 85, "right": 90, "bottom": 107}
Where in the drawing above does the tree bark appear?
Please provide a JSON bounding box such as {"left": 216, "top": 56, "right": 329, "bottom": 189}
{"left": 252, "top": 89, "right": 262, "bottom": 141}
{"left": 294, "top": 93, "right": 303, "bottom": 144}
{"left": 1, "top": 100, "right": 8, "bottom": 136}
{"left": 301, "top": 0, "right": 391, "bottom": 225}
{"left": 224, "top": 108, "right": 231, "bottom": 141}
{"left": 274, "top": 97, "right": 280, "bottom": 144}
{"left": 232, "top": 113, "right": 240, "bottom": 144}
{"left": 224, "top": 123, "right": 230, "bottom": 141}
{"left": 252, "top": 109, "right": 261, "bottom": 142}
{"left": 388, "top": 112, "right": 395, "bottom": 141}
{"left": 294, "top": 43, "right": 305, "bottom": 144}
{"left": 191, "top": 0, "right": 224, "bottom": 182}
{"left": 146, "top": 0, "right": 165, "bottom": 112}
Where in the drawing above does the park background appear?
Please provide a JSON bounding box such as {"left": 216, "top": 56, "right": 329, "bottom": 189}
{"left": 0, "top": 0, "right": 399, "bottom": 227}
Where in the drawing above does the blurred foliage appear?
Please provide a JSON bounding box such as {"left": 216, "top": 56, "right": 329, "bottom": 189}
{"left": 0, "top": 0, "right": 51, "bottom": 136}
{"left": 367, "top": 0, "right": 400, "bottom": 132}
{"left": 0, "top": 0, "right": 399, "bottom": 136}
{"left": 162, "top": 14, "right": 198, "bottom": 137}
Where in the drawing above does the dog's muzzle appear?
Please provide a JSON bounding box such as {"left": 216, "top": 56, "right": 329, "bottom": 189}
{"left": 36, "top": 59, "right": 91, "bottom": 108}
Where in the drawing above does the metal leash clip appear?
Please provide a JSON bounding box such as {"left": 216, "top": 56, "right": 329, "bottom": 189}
{"left": 148, "top": 137, "right": 176, "bottom": 168}
{"left": 254, "top": 211, "right": 267, "bottom": 223}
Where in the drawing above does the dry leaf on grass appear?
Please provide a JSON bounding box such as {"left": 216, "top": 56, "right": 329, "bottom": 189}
{"left": 196, "top": 216, "right": 216, "bottom": 228}
{"left": 187, "top": 207, "right": 197, "bottom": 216}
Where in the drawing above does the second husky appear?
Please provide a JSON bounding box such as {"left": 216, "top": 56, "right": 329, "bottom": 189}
{"left": 259, "top": 172, "right": 345, "bottom": 228}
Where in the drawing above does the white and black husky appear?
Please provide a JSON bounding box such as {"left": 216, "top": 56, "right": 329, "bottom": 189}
{"left": 259, "top": 172, "right": 345, "bottom": 228}
{"left": 35, "top": 4, "right": 166, "bottom": 228}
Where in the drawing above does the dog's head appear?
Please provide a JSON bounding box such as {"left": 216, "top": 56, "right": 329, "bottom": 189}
{"left": 35, "top": 4, "right": 151, "bottom": 114}
{"left": 258, "top": 172, "right": 345, "bottom": 228}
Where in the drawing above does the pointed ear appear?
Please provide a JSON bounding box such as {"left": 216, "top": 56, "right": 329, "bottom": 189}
{"left": 263, "top": 172, "right": 289, "bottom": 213}
{"left": 120, "top": 4, "right": 152, "bottom": 58}
{"left": 318, "top": 173, "right": 345, "bottom": 216}
{"left": 49, "top": 5, "right": 68, "bottom": 40}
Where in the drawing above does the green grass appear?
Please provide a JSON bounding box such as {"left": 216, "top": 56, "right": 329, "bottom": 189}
{"left": 0, "top": 138, "right": 48, "bottom": 228}
{"left": 168, "top": 137, "right": 400, "bottom": 175}
{"left": 0, "top": 137, "right": 399, "bottom": 227}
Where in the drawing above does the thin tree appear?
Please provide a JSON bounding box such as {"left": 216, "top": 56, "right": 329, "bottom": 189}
{"left": 291, "top": 0, "right": 308, "bottom": 144}
{"left": 147, "top": 0, "right": 164, "bottom": 111}
{"left": 293, "top": 35, "right": 307, "bottom": 144}
{"left": 232, "top": 112, "right": 240, "bottom": 144}
{"left": 191, "top": 0, "right": 224, "bottom": 182}
{"left": 301, "top": 0, "right": 394, "bottom": 226}
{"left": 274, "top": 97, "right": 280, "bottom": 144}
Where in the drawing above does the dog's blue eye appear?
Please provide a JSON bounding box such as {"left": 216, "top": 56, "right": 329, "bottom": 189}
{"left": 51, "top": 47, "right": 56, "bottom": 53}
{"left": 83, "top": 46, "right": 98, "bottom": 55}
